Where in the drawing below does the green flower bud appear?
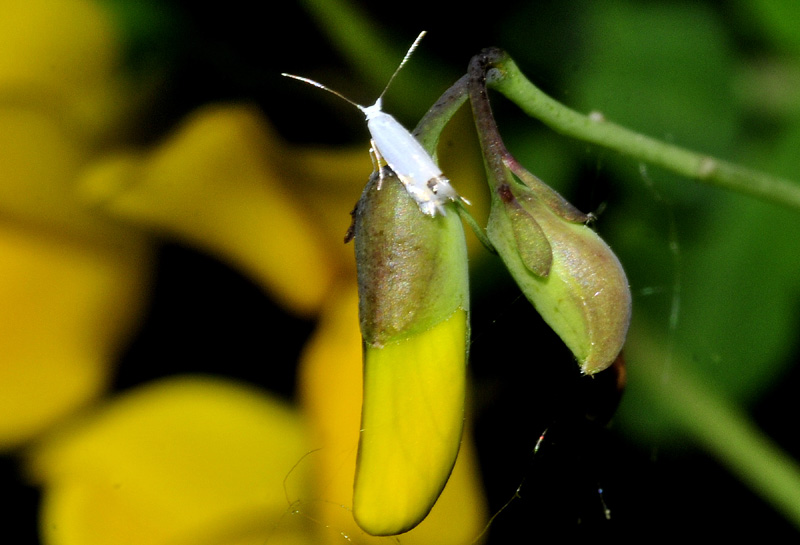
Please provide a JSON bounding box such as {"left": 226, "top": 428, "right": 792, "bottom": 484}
{"left": 487, "top": 156, "right": 631, "bottom": 374}
{"left": 351, "top": 168, "right": 470, "bottom": 535}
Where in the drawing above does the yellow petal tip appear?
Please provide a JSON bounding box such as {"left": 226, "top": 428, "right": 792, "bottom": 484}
{"left": 353, "top": 309, "right": 468, "bottom": 535}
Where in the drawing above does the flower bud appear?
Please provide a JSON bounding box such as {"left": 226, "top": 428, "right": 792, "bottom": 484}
{"left": 351, "top": 168, "right": 469, "bottom": 535}
{"left": 487, "top": 157, "right": 631, "bottom": 374}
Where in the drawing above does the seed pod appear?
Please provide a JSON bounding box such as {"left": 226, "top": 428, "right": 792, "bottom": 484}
{"left": 351, "top": 168, "right": 470, "bottom": 535}
{"left": 487, "top": 157, "right": 631, "bottom": 374}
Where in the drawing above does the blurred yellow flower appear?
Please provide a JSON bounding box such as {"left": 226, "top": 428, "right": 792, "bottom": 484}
{"left": 81, "top": 103, "right": 345, "bottom": 315}
{"left": 0, "top": 221, "right": 151, "bottom": 447}
{"left": 4, "top": 0, "right": 489, "bottom": 542}
{"left": 0, "top": 0, "right": 151, "bottom": 448}
{"left": 27, "top": 376, "right": 314, "bottom": 545}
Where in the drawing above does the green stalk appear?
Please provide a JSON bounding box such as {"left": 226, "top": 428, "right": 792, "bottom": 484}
{"left": 484, "top": 49, "right": 800, "bottom": 212}
{"left": 628, "top": 334, "right": 800, "bottom": 529}
{"left": 294, "top": 0, "right": 452, "bottom": 117}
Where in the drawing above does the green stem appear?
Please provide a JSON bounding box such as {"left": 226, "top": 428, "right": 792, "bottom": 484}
{"left": 628, "top": 335, "right": 800, "bottom": 529}
{"left": 456, "top": 202, "right": 495, "bottom": 253}
{"left": 481, "top": 49, "right": 800, "bottom": 212}
{"left": 413, "top": 75, "right": 469, "bottom": 155}
{"left": 294, "top": 0, "right": 396, "bottom": 88}
{"left": 294, "top": 0, "right": 452, "bottom": 118}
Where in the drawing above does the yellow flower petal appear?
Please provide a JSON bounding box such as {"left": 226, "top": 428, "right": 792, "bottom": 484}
{"left": 288, "top": 146, "right": 372, "bottom": 275}
{"left": 27, "top": 376, "right": 314, "bottom": 545}
{"left": 354, "top": 309, "right": 468, "bottom": 535}
{"left": 0, "top": 106, "right": 135, "bottom": 241}
{"left": 299, "top": 286, "right": 486, "bottom": 544}
{"left": 0, "top": 0, "right": 131, "bottom": 143}
{"left": 0, "top": 1, "right": 153, "bottom": 449}
{"left": 0, "top": 223, "right": 151, "bottom": 448}
{"left": 297, "top": 284, "right": 364, "bottom": 539}
{"left": 80, "top": 104, "right": 337, "bottom": 316}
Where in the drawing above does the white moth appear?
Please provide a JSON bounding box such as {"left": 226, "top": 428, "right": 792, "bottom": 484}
{"left": 282, "top": 31, "right": 467, "bottom": 217}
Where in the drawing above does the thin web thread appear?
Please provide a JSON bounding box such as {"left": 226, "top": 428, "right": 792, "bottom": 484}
{"left": 638, "top": 162, "right": 682, "bottom": 381}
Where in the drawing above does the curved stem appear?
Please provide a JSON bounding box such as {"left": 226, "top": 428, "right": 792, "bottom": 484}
{"left": 477, "top": 48, "right": 800, "bottom": 212}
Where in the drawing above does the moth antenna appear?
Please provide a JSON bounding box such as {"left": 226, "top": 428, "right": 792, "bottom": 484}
{"left": 376, "top": 30, "right": 427, "bottom": 103}
{"left": 280, "top": 73, "right": 367, "bottom": 113}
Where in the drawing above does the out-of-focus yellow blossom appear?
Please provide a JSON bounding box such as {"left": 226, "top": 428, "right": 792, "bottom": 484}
{"left": 4, "top": 0, "right": 489, "bottom": 542}
{"left": 0, "top": 0, "right": 152, "bottom": 448}
{"left": 0, "top": 222, "right": 150, "bottom": 448}
{"left": 27, "top": 376, "right": 314, "bottom": 545}
{"left": 0, "top": 0, "right": 136, "bottom": 148}
{"left": 80, "top": 104, "right": 347, "bottom": 316}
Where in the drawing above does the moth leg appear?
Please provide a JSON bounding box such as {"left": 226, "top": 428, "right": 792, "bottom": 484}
{"left": 370, "top": 141, "right": 386, "bottom": 190}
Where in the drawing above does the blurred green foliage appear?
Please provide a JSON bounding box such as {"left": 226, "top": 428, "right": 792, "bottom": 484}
{"left": 528, "top": 0, "right": 800, "bottom": 425}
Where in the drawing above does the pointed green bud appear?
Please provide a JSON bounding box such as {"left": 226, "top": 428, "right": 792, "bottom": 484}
{"left": 351, "top": 168, "right": 469, "bottom": 535}
{"left": 487, "top": 157, "right": 631, "bottom": 374}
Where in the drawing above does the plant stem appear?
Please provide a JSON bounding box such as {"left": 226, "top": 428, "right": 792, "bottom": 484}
{"left": 478, "top": 48, "right": 800, "bottom": 212}
{"left": 628, "top": 333, "right": 800, "bottom": 529}
{"left": 295, "top": 0, "right": 452, "bottom": 118}
{"left": 414, "top": 75, "right": 469, "bottom": 156}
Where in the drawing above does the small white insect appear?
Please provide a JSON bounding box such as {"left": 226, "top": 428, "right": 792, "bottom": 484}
{"left": 282, "top": 31, "right": 468, "bottom": 217}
